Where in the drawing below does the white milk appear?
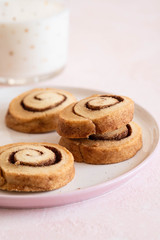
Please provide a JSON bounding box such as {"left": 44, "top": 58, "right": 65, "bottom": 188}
{"left": 0, "top": 0, "right": 69, "bottom": 84}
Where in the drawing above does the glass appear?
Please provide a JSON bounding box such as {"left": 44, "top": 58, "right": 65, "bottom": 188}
{"left": 0, "top": 0, "right": 69, "bottom": 85}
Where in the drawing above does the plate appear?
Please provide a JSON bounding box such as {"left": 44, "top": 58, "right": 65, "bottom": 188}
{"left": 0, "top": 86, "right": 159, "bottom": 208}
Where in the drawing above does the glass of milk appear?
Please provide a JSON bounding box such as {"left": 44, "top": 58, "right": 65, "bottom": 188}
{"left": 0, "top": 0, "right": 69, "bottom": 85}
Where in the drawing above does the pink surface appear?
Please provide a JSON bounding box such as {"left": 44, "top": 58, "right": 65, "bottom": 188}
{"left": 0, "top": 0, "right": 160, "bottom": 239}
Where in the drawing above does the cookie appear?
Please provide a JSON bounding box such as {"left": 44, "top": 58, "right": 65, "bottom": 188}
{"left": 59, "top": 122, "right": 142, "bottom": 164}
{"left": 57, "top": 94, "right": 134, "bottom": 138}
{"left": 5, "top": 88, "right": 76, "bottom": 133}
{"left": 0, "top": 142, "right": 75, "bottom": 192}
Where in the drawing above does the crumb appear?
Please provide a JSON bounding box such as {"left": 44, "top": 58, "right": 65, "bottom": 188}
{"left": 15, "top": 161, "right": 20, "bottom": 166}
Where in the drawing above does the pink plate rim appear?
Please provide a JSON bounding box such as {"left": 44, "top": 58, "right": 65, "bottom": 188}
{"left": 0, "top": 86, "right": 159, "bottom": 208}
{"left": 0, "top": 144, "right": 159, "bottom": 209}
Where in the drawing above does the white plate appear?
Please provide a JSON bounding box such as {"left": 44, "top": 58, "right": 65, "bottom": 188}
{"left": 0, "top": 86, "right": 159, "bottom": 208}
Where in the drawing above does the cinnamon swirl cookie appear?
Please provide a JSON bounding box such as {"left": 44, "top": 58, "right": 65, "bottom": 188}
{"left": 0, "top": 143, "right": 75, "bottom": 192}
{"left": 59, "top": 122, "right": 142, "bottom": 164}
{"left": 5, "top": 88, "right": 76, "bottom": 133}
{"left": 57, "top": 94, "right": 134, "bottom": 138}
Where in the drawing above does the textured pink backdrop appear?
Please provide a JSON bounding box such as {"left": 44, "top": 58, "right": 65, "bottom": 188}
{"left": 0, "top": 0, "right": 160, "bottom": 239}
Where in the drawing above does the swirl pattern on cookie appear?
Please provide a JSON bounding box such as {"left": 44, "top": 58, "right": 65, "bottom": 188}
{"left": 85, "top": 95, "right": 123, "bottom": 110}
{"left": 89, "top": 125, "right": 129, "bottom": 140}
{"left": 5, "top": 88, "right": 76, "bottom": 133}
{"left": 8, "top": 145, "right": 61, "bottom": 166}
{"left": 57, "top": 94, "right": 134, "bottom": 138}
{"left": 21, "top": 91, "right": 67, "bottom": 112}
{"left": 59, "top": 122, "right": 142, "bottom": 164}
{"left": 0, "top": 143, "right": 75, "bottom": 192}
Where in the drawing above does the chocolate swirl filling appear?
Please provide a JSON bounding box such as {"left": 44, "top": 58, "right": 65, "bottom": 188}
{"left": 89, "top": 124, "right": 132, "bottom": 141}
{"left": 9, "top": 146, "right": 62, "bottom": 167}
{"left": 21, "top": 92, "right": 67, "bottom": 112}
{"left": 86, "top": 95, "right": 124, "bottom": 110}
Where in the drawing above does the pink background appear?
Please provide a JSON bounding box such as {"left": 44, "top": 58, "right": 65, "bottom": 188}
{"left": 0, "top": 0, "right": 160, "bottom": 239}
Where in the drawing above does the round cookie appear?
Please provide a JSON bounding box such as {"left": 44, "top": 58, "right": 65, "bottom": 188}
{"left": 5, "top": 88, "right": 76, "bottom": 133}
{"left": 0, "top": 142, "right": 75, "bottom": 192}
{"left": 59, "top": 122, "right": 142, "bottom": 164}
{"left": 57, "top": 94, "right": 134, "bottom": 138}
